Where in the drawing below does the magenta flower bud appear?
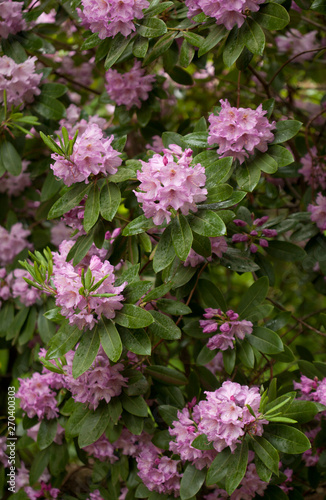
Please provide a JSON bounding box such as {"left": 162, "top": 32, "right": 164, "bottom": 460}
{"left": 253, "top": 216, "right": 269, "bottom": 226}
{"left": 233, "top": 219, "right": 248, "bottom": 227}
{"left": 262, "top": 229, "right": 278, "bottom": 237}
{"left": 250, "top": 244, "right": 258, "bottom": 253}
{"left": 232, "top": 234, "right": 249, "bottom": 243}
{"left": 250, "top": 230, "right": 258, "bottom": 236}
{"left": 259, "top": 239, "right": 269, "bottom": 248}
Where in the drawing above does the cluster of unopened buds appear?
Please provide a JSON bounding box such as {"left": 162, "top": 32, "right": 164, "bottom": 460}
{"left": 232, "top": 216, "right": 277, "bottom": 253}
{"left": 200, "top": 308, "right": 253, "bottom": 350}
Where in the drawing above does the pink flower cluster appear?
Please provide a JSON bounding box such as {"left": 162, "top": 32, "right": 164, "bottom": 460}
{"left": 294, "top": 374, "right": 326, "bottom": 406}
{"left": 0, "top": 268, "right": 41, "bottom": 307}
{"left": 105, "top": 61, "right": 155, "bottom": 110}
{"left": 232, "top": 215, "right": 278, "bottom": 253}
{"left": 200, "top": 308, "right": 253, "bottom": 351}
{"left": 299, "top": 148, "right": 326, "bottom": 190}
{"left": 51, "top": 123, "right": 122, "bottom": 186}
{"left": 204, "top": 452, "right": 267, "bottom": 500}
{"left": 193, "top": 382, "right": 265, "bottom": 452}
{"left": 0, "top": 56, "right": 42, "bottom": 108}
{"left": 83, "top": 434, "right": 118, "bottom": 462}
{"left": 0, "top": 223, "right": 32, "bottom": 266}
{"left": 87, "top": 491, "right": 104, "bottom": 500}
{"left": 77, "top": 0, "right": 149, "bottom": 39}
{"left": 302, "top": 427, "right": 324, "bottom": 467}
{"left": 0, "top": 160, "right": 31, "bottom": 197}
{"left": 185, "top": 0, "right": 264, "bottom": 30}
{"left": 308, "top": 193, "right": 326, "bottom": 231}
{"left": 0, "top": 0, "right": 26, "bottom": 39}
{"left": 16, "top": 372, "right": 60, "bottom": 420}
{"left": 184, "top": 236, "right": 228, "bottom": 267}
{"left": 135, "top": 144, "right": 207, "bottom": 225}
{"left": 63, "top": 347, "right": 127, "bottom": 410}
{"left": 136, "top": 442, "right": 182, "bottom": 497}
{"left": 275, "top": 29, "right": 318, "bottom": 63}
{"left": 25, "top": 482, "right": 60, "bottom": 500}
{"left": 52, "top": 240, "right": 126, "bottom": 330}
{"left": 208, "top": 100, "right": 275, "bottom": 164}
{"left": 169, "top": 407, "right": 216, "bottom": 469}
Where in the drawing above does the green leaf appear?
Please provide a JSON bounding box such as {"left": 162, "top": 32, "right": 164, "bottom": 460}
{"left": 252, "top": 3, "right": 290, "bottom": 30}
{"left": 132, "top": 35, "right": 149, "bottom": 58}
{"left": 121, "top": 395, "right": 148, "bottom": 417}
{"left": 184, "top": 132, "right": 208, "bottom": 148}
{"left": 115, "top": 304, "right": 154, "bottom": 328}
{"left": 252, "top": 436, "right": 279, "bottom": 475}
{"left": 148, "top": 310, "right": 181, "bottom": 340}
{"left": 188, "top": 210, "right": 226, "bottom": 237}
{"left": 156, "top": 299, "right": 191, "bottom": 316}
{"left": 78, "top": 404, "right": 111, "bottom": 448}
{"left": 104, "top": 34, "right": 131, "bottom": 69}
{"left": 192, "top": 233, "right": 211, "bottom": 258}
{"left": 180, "top": 40, "right": 195, "bottom": 68}
{"left": 0, "top": 141, "right": 22, "bottom": 176}
{"left": 180, "top": 464, "right": 206, "bottom": 500}
{"left": 206, "top": 184, "right": 233, "bottom": 204}
{"left": 40, "top": 169, "right": 62, "bottom": 201}
{"left": 145, "top": 282, "right": 173, "bottom": 302}
{"left": 30, "top": 449, "right": 50, "bottom": 484}
{"left": 268, "top": 145, "right": 294, "bottom": 168}
{"left": 158, "top": 405, "right": 179, "bottom": 426}
{"left": 171, "top": 214, "right": 193, "bottom": 261}
{"left": 153, "top": 225, "right": 176, "bottom": 273}
{"left": 248, "top": 327, "right": 284, "bottom": 355}
{"left": 48, "top": 183, "right": 90, "bottom": 219}
{"left": 34, "top": 96, "right": 65, "bottom": 121}
{"left": 238, "top": 277, "right": 269, "bottom": 317}
{"left": 119, "top": 327, "right": 151, "bottom": 355}
{"left": 41, "top": 83, "right": 67, "bottom": 98}
{"left": 311, "top": 0, "right": 326, "bottom": 14}
{"left": 264, "top": 424, "right": 311, "bottom": 454}
{"left": 242, "top": 18, "right": 265, "bottom": 55}
{"left": 225, "top": 440, "right": 249, "bottom": 495}
{"left": 98, "top": 318, "right": 122, "bottom": 362}
{"left": 37, "top": 419, "right": 57, "bottom": 450}
{"left": 283, "top": 400, "right": 319, "bottom": 424}
{"left": 237, "top": 338, "right": 255, "bottom": 368}
{"left": 46, "top": 323, "right": 82, "bottom": 359}
{"left": 236, "top": 161, "right": 261, "bottom": 191}
{"left": 206, "top": 448, "right": 232, "bottom": 485}
{"left": 223, "top": 349, "right": 236, "bottom": 375}
{"left": 143, "top": 32, "right": 177, "bottom": 65}
{"left": 66, "top": 404, "right": 91, "bottom": 438}
{"left": 223, "top": 26, "right": 245, "bottom": 67}
{"left": 198, "top": 25, "right": 227, "bottom": 57}
{"left": 145, "top": 365, "right": 188, "bottom": 385}
{"left": 197, "top": 279, "right": 227, "bottom": 311}
{"left": 271, "top": 120, "right": 302, "bottom": 144}
{"left": 83, "top": 183, "right": 100, "bottom": 232}
{"left": 100, "top": 182, "right": 121, "bottom": 222}
{"left": 183, "top": 32, "right": 205, "bottom": 48}
{"left": 122, "top": 215, "right": 155, "bottom": 236}
{"left": 124, "top": 281, "right": 152, "bottom": 303}
{"left": 249, "top": 153, "right": 278, "bottom": 174}
{"left": 137, "top": 17, "right": 167, "bottom": 37}
{"left": 255, "top": 456, "right": 272, "bottom": 483}
{"left": 191, "top": 434, "right": 214, "bottom": 450}
{"left": 70, "top": 231, "right": 96, "bottom": 266}
{"left": 72, "top": 327, "right": 100, "bottom": 378}
{"left": 265, "top": 241, "right": 306, "bottom": 261}
{"left": 144, "top": 1, "right": 173, "bottom": 16}
{"left": 170, "top": 66, "right": 193, "bottom": 86}
{"left": 80, "top": 32, "right": 101, "bottom": 50}
{"left": 162, "top": 131, "right": 187, "bottom": 149}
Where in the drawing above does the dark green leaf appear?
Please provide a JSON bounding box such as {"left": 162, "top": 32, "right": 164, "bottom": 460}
{"left": 248, "top": 327, "right": 284, "bottom": 355}
{"left": 37, "top": 419, "right": 57, "bottom": 450}
{"left": 30, "top": 449, "right": 49, "bottom": 484}
{"left": 198, "top": 25, "right": 227, "bottom": 57}
{"left": 148, "top": 310, "right": 181, "bottom": 340}
{"left": 252, "top": 436, "right": 279, "bottom": 475}
{"left": 236, "top": 161, "right": 261, "bottom": 191}
{"left": 268, "top": 145, "right": 294, "bottom": 167}
{"left": 84, "top": 183, "right": 100, "bottom": 231}
{"left": 46, "top": 323, "right": 82, "bottom": 359}
{"left": 122, "top": 215, "right": 155, "bottom": 236}
{"left": 223, "top": 26, "right": 245, "bottom": 67}
{"left": 72, "top": 327, "right": 100, "bottom": 378}
{"left": 264, "top": 424, "right": 311, "bottom": 454}
{"left": 100, "top": 182, "right": 121, "bottom": 222}
{"left": 225, "top": 440, "right": 249, "bottom": 495}
{"left": 171, "top": 214, "right": 193, "bottom": 261}
{"left": 237, "top": 338, "right": 255, "bottom": 368}
{"left": 0, "top": 141, "right": 22, "bottom": 176}
{"left": 197, "top": 279, "right": 227, "bottom": 311}
{"left": 34, "top": 96, "right": 65, "bottom": 121}
{"left": 137, "top": 17, "right": 167, "bottom": 38}
{"left": 78, "top": 404, "right": 111, "bottom": 448}
{"left": 121, "top": 395, "right": 148, "bottom": 417}
{"left": 238, "top": 277, "right": 269, "bottom": 317}
{"left": 252, "top": 3, "right": 290, "bottom": 30}
{"left": 158, "top": 405, "right": 179, "bottom": 426}
{"left": 145, "top": 365, "right": 188, "bottom": 385}
{"left": 180, "top": 465, "right": 206, "bottom": 500}
{"left": 271, "top": 120, "right": 302, "bottom": 144}
{"left": 115, "top": 304, "right": 154, "bottom": 328}
{"left": 242, "top": 18, "right": 265, "bottom": 55}
{"left": 283, "top": 400, "right": 319, "bottom": 424}
{"left": 153, "top": 225, "right": 176, "bottom": 273}
{"left": 265, "top": 240, "right": 306, "bottom": 261}
{"left": 170, "top": 66, "right": 193, "bottom": 86}
{"left": 206, "top": 448, "right": 232, "bottom": 485}
{"left": 48, "top": 183, "right": 90, "bottom": 219}
{"left": 104, "top": 34, "right": 131, "bottom": 69}
{"left": 156, "top": 299, "right": 191, "bottom": 316}
{"left": 223, "top": 349, "right": 236, "bottom": 374}
{"left": 119, "top": 327, "right": 151, "bottom": 355}
{"left": 98, "top": 318, "right": 122, "bottom": 362}
{"left": 188, "top": 210, "right": 226, "bottom": 237}
{"left": 143, "top": 32, "right": 178, "bottom": 65}
{"left": 41, "top": 83, "right": 67, "bottom": 98}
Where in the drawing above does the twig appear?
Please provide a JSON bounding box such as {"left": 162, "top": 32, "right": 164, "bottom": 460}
{"left": 268, "top": 47, "right": 326, "bottom": 86}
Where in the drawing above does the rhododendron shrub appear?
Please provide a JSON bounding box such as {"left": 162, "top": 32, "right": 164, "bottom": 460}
{"left": 2, "top": 0, "right": 326, "bottom": 499}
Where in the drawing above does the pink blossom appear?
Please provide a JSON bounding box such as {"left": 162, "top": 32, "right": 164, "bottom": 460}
{"left": 77, "top": 0, "right": 149, "bottom": 39}
{"left": 83, "top": 434, "right": 118, "bottom": 462}
{"left": 0, "top": 0, "right": 26, "bottom": 38}
{"left": 194, "top": 381, "right": 265, "bottom": 452}
{"left": 0, "top": 223, "right": 32, "bottom": 266}
{"left": 6, "top": 268, "right": 41, "bottom": 306}
{"left": 208, "top": 100, "right": 275, "bottom": 164}
{"left": 0, "top": 160, "right": 31, "bottom": 196}
{"left": 146, "top": 135, "right": 164, "bottom": 153}
{"left": 0, "top": 56, "right": 42, "bottom": 107}
{"left": 63, "top": 348, "right": 127, "bottom": 410}
{"left": 135, "top": 145, "right": 207, "bottom": 226}
{"left": 87, "top": 491, "right": 105, "bottom": 500}
{"left": 16, "top": 372, "right": 60, "bottom": 420}
{"left": 52, "top": 240, "right": 126, "bottom": 329}
{"left": 51, "top": 123, "right": 122, "bottom": 186}
{"left": 57, "top": 104, "right": 107, "bottom": 137}
{"left": 185, "top": 0, "right": 265, "bottom": 31}
{"left": 299, "top": 148, "right": 326, "bottom": 190}
{"left": 200, "top": 309, "right": 253, "bottom": 351}
{"left": 308, "top": 193, "right": 326, "bottom": 231}
{"left": 105, "top": 61, "right": 155, "bottom": 110}
{"left": 25, "top": 482, "right": 60, "bottom": 500}
{"left": 275, "top": 29, "right": 318, "bottom": 63}
{"left": 136, "top": 443, "right": 182, "bottom": 497}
